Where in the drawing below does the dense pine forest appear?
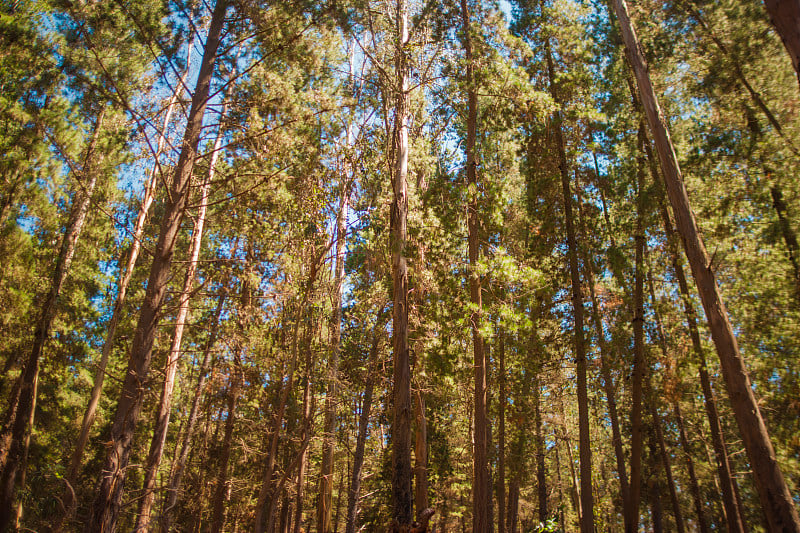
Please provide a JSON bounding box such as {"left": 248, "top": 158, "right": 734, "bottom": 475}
{"left": 2, "top": 0, "right": 800, "bottom": 531}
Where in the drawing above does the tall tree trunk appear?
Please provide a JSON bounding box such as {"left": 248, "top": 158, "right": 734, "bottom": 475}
{"left": 580, "top": 174, "right": 629, "bottom": 520}
{"left": 294, "top": 317, "right": 317, "bottom": 533}
{"left": 159, "top": 289, "right": 227, "bottom": 533}
{"left": 647, "top": 383, "right": 685, "bottom": 533}
{"left": 210, "top": 355, "right": 241, "bottom": 532}
{"left": 645, "top": 256, "right": 709, "bottom": 533}
{"left": 533, "top": 373, "right": 547, "bottom": 523}
{"left": 255, "top": 258, "right": 319, "bottom": 533}
{"left": 763, "top": 0, "right": 800, "bottom": 88}
{"left": 673, "top": 400, "right": 709, "bottom": 533}
{"left": 86, "top": 3, "right": 227, "bottom": 529}
{"left": 11, "top": 358, "right": 37, "bottom": 530}
{"left": 624, "top": 127, "right": 648, "bottom": 533}
{"left": 0, "top": 107, "right": 106, "bottom": 530}
{"left": 564, "top": 431, "right": 582, "bottom": 528}
{"left": 64, "top": 47, "right": 194, "bottom": 517}
{"left": 497, "top": 330, "right": 506, "bottom": 533}
{"left": 414, "top": 389, "right": 428, "bottom": 517}
{"left": 770, "top": 185, "right": 800, "bottom": 300}
{"left": 390, "top": 0, "right": 412, "bottom": 528}
{"left": 611, "top": 0, "right": 800, "bottom": 529}
{"left": 134, "top": 90, "right": 224, "bottom": 533}
{"left": 646, "top": 144, "right": 747, "bottom": 533}
{"left": 506, "top": 464, "right": 520, "bottom": 533}
{"left": 345, "top": 315, "right": 384, "bottom": 533}
{"left": 646, "top": 437, "right": 665, "bottom": 533}
{"left": 460, "top": 3, "right": 489, "bottom": 531}
{"left": 317, "top": 181, "right": 349, "bottom": 533}
{"left": 544, "top": 36, "right": 593, "bottom": 533}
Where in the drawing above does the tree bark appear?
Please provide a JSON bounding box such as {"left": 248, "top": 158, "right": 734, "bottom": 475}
{"left": 294, "top": 317, "right": 317, "bottom": 533}
{"left": 345, "top": 315, "right": 384, "bottom": 533}
{"left": 64, "top": 46, "right": 194, "bottom": 518}
{"left": 645, "top": 254, "right": 709, "bottom": 533}
{"left": 210, "top": 354, "right": 242, "bottom": 532}
{"left": 317, "top": 180, "right": 349, "bottom": 533}
{"left": 0, "top": 107, "right": 106, "bottom": 530}
{"left": 763, "top": 0, "right": 800, "bottom": 88}
{"left": 544, "top": 36, "right": 593, "bottom": 533}
{"left": 86, "top": 2, "right": 227, "bottom": 529}
{"left": 673, "top": 400, "right": 709, "bottom": 533}
{"left": 497, "top": 330, "right": 506, "bottom": 533}
{"left": 414, "top": 388, "right": 428, "bottom": 518}
{"left": 611, "top": 0, "right": 800, "bottom": 529}
{"left": 134, "top": 87, "right": 223, "bottom": 533}
{"left": 459, "top": 1, "right": 489, "bottom": 531}
{"left": 159, "top": 289, "right": 227, "bottom": 533}
{"left": 390, "top": 0, "right": 412, "bottom": 528}
{"left": 643, "top": 132, "right": 748, "bottom": 532}
{"left": 255, "top": 256, "right": 319, "bottom": 533}
{"left": 647, "top": 383, "right": 685, "bottom": 533}
{"left": 646, "top": 435, "right": 665, "bottom": 533}
{"left": 533, "top": 373, "right": 547, "bottom": 524}
{"left": 623, "top": 127, "right": 648, "bottom": 533}
{"left": 770, "top": 185, "right": 800, "bottom": 301}
{"left": 580, "top": 176, "right": 630, "bottom": 521}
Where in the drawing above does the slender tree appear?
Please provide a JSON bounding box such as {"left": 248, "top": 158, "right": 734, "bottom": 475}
{"left": 0, "top": 107, "right": 107, "bottom": 530}
{"left": 390, "top": 0, "right": 413, "bottom": 528}
{"left": 86, "top": 2, "right": 228, "bottom": 528}
{"left": 544, "top": 33, "right": 594, "bottom": 533}
{"left": 611, "top": 0, "right": 800, "bottom": 529}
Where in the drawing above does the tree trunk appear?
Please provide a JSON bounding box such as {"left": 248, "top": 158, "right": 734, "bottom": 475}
{"left": 497, "top": 330, "right": 506, "bottom": 533}
{"left": 770, "top": 185, "right": 800, "bottom": 301}
{"left": 255, "top": 258, "right": 319, "bottom": 533}
{"left": 0, "top": 107, "right": 106, "bottom": 530}
{"left": 611, "top": 0, "right": 800, "bottom": 529}
{"left": 294, "top": 317, "right": 317, "bottom": 533}
{"left": 564, "top": 431, "right": 582, "bottom": 528}
{"left": 64, "top": 46, "right": 194, "bottom": 517}
{"left": 345, "top": 315, "right": 383, "bottom": 533}
{"left": 210, "top": 355, "right": 241, "bottom": 532}
{"left": 647, "top": 384, "right": 685, "bottom": 533}
{"left": 86, "top": 2, "right": 227, "bottom": 529}
{"left": 12, "top": 359, "right": 37, "bottom": 530}
{"left": 506, "top": 476, "right": 519, "bottom": 533}
{"left": 533, "top": 373, "right": 547, "bottom": 523}
{"left": 317, "top": 181, "right": 349, "bottom": 533}
{"left": 646, "top": 437, "right": 665, "bottom": 533}
{"left": 459, "top": 3, "right": 489, "bottom": 531}
{"left": 645, "top": 143, "right": 747, "bottom": 532}
{"left": 763, "top": 0, "right": 800, "bottom": 88}
{"left": 414, "top": 388, "right": 428, "bottom": 518}
{"left": 623, "top": 126, "right": 648, "bottom": 533}
{"left": 645, "top": 255, "right": 709, "bottom": 533}
{"left": 158, "top": 289, "right": 226, "bottom": 533}
{"left": 580, "top": 177, "right": 630, "bottom": 521}
{"left": 673, "top": 400, "right": 709, "bottom": 533}
{"left": 544, "top": 36, "right": 593, "bottom": 533}
{"left": 390, "top": 0, "right": 412, "bottom": 528}
{"left": 134, "top": 88, "right": 223, "bottom": 533}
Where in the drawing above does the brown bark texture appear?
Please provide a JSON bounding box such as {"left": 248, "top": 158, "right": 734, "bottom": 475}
{"left": 764, "top": 0, "right": 800, "bottom": 87}
{"left": 390, "top": 0, "right": 413, "bottom": 526}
